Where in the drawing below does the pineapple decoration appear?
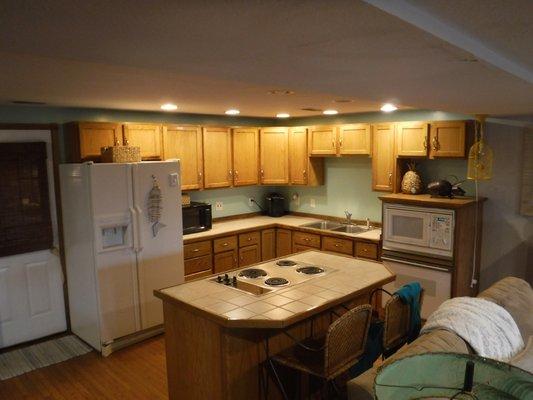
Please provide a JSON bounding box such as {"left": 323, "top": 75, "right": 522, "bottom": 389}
{"left": 401, "top": 161, "right": 423, "bottom": 194}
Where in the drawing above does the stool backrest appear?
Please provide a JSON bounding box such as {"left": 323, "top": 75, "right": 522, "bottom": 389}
{"left": 324, "top": 304, "right": 372, "bottom": 377}
{"left": 383, "top": 289, "right": 425, "bottom": 351}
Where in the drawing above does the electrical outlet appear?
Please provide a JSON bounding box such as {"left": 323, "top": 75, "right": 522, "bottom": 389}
{"left": 292, "top": 193, "right": 300, "bottom": 207}
{"left": 248, "top": 197, "right": 254, "bottom": 207}
{"left": 310, "top": 198, "right": 316, "bottom": 208}
{"left": 215, "top": 201, "right": 223, "bottom": 211}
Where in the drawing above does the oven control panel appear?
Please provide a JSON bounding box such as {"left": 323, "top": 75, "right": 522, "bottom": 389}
{"left": 430, "top": 214, "right": 453, "bottom": 250}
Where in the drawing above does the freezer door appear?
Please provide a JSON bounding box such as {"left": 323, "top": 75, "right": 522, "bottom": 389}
{"left": 90, "top": 163, "right": 140, "bottom": 344}
{"left": 131, "top": 161, "right": 184, "bottom": 330}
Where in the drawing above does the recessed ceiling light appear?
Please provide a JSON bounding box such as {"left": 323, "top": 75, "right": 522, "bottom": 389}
{"left": 276, "top": 113, "right": 290, "bottom": 118}
{"left": 225, "top": 109, "right": 240, "bottom": 115}
{"left": 267, "top": 90, "right": 295, "bottom": 95}
{"left": 380, "top": 103, "right": 397, "bottom": 112}
{"left": 160, "top": 103, "right": 178, "bottom": 111}
{"left": 323, "top": 109, "right": 338, "bottom": 115}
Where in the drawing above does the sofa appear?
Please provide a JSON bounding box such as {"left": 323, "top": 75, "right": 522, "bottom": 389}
{"left": 347, "top": 276, "right": 533, "bottom": 399}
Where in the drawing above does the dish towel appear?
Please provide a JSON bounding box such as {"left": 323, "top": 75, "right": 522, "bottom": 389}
{"left": 421, "top": 297, "right": 525, "bottom": 361}
{"left": 396, "top": 282, "right": 422, "bottom": 343}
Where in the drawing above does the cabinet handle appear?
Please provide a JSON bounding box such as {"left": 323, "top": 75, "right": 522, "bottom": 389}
{"left": 247, "top": 237, "right": 252, "bottom": 241}
{"left": 193, "top": 248, "right": 200, "bottom": 252}
{"left": 388, "top": 172, "right": 393, "bottom": 186}
{"left": 423, "top": 136, "right": 428, "bottom": 149}
{"left": 228, "top": 169, "right": 233, "bottom": 177}
{"left": 222, "top": 242, "right": 228, "bottom": 247}
{"left": 335, "top": 243, "right": 340, "bottom": 247}
{"left": 198, "top": 172, "right": 203, "bottom": 182}
{"left": 303, "top": 170, "right": 307, "bottom": 177}
{"left": 332, "top": 139, "right": 336, "bottom": 148}
{"left": 124, "top": 139, "right": 129, "bottom": 146}
{"left": 260, "top": 168, "right": 264, "bottom": 177}
{"left": 432, "top": 136, "right": 439, "bottom": 151}
{"left": 363, "top": 248, "right": 368, "bottom": 252}
{"left": 339, "top": 135, "right": 343, "bottom": 147}
{"left": 114, "top": 139, "right": 121, "bottom": 146}
{"left": 304, "top": 238, "right": 310, "bottom": 242}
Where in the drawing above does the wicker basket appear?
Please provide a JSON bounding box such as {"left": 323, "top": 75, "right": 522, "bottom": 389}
{"left": 101, "top": 145, "right": 141, "bottom": 163}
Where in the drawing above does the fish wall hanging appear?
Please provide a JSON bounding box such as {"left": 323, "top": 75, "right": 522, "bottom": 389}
{"left": 148, "top": 175, "right": 166, "bottom": 237}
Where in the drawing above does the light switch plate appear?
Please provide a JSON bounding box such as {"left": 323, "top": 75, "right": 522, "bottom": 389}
{"left": 310, "top": 198, "right": 316, "bottom": 208}
{"left": 169, "top": 173, "right": 179, "bottom": 187}
{"left": 215, "top": 201, "right": 223, "bottom": 211}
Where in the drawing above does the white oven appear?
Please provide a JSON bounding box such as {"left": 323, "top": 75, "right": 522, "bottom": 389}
{"left": 383, "top": 204, "right": 455, "bottom": 260}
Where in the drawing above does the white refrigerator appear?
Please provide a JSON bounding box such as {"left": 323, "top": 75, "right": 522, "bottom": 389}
{"left": 60, "top": 161, "right": 184, "bottom": 355}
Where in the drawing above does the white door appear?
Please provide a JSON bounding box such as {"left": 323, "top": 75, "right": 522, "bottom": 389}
{"left": 131, "top": 161, "right": 184, "bottom": 330}
{"left": 90, "top": 164, "right": 140, "bottom": 343}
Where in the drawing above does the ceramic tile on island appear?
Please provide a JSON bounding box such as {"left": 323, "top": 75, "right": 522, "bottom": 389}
{"left": 223, "top": 308, "right": 257, "bottom": 320}
{"left": 262, "top": 307, "right": 294, "bottom": 320}
{"left": 227, "top": 294, "right": 260, "bottom": 307}
{"left": 281, "top": 289, "right": 308, "bottom": 300}
{"left": 282, "top": 301, "right": 314, "bottom": 313}
{"left": 299, "top": 295, "right": 327, "bottom": 307}
{"left": 262, "top": 295, "right": 294, "bottom": 307}
{"left": 205, "top": 301, "right": 239, "bottom": 314}
{"left": 243, "top": 301, "right": 278, "bottom": 314}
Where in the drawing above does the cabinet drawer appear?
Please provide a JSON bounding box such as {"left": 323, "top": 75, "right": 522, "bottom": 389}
{"left": 214, "top": 249, "right": 238, "bottom": 273}
{"left": 239, "top": 244, "right": 261, "bottom": 267}
{"left": 238, "top": 231, "right": 260, "bottom": 247}
{"left": 185, "top": 269, "right": 212, "bottom": 282}
{"left": 293, "top": 231, "right": 321, "bottom": 248}
{"left": 213, "top": 236, "right": 238, "bottom": 253}
{"left": 322, "top": 236, "right": 353, "bottom": 255}
{"left": 355, "top": 242, "right": 378, "bottom": 260}
{"left": 184, "top": 254, "right": 212, "bottom": 275}
{"left": 293, "top": 244, "right": 316, "bottom": 253}
{"left": 184, "top": 240, "right": 212, "bottom": 259}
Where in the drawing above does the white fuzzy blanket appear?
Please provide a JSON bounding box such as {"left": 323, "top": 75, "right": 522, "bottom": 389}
{"left": 421, "top": 297, "right": 525, "bottom": 361}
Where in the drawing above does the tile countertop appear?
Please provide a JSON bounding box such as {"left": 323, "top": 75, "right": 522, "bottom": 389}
{"left": 155, "top": 250, "right": 395, "bottom": 329}
{"left": 183, "top": 214, "right": 382, "bottom": 242}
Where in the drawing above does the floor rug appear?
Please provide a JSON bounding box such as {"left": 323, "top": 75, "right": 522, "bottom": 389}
{"left": 0, "top": 335, "right": 92, "bottom": 380}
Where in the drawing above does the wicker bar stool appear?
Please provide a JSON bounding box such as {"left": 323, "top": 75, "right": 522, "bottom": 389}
{"left": 269, "top": 304, "right": 372, "bottom": 399}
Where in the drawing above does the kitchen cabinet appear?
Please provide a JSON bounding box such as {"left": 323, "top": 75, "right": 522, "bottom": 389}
{"left": 162, "top": 125, "right": 203, "bottom": 190}
{"left": 238, "top": 231, "right": 260, "bottom": 247}
{"left": 123, "top": 123, "right": 163, "bottom": 160}
{"left": 183, "top": 240, "right": 212, "bottom": 281}
{"left": 289, "top": 127, "right": 324, "bottom": 186}
{"left": 260, "top": 127, "right": 289, "bottom": 185}
{"left": 213, "top": 235, "right": 238, "bottom": 253}
{"left": 338, "top": 124, "right": 372, "bottom": 155}
{"left": 395, "top": 122, "right": 429, "bottom": 157}
{"left": 65, "top": 122, "right": 123, "bottom": 161}
{"left": 355, "top": 242, "right": 378, "bottom": 260}
{"left": 322, "top": 236, "right": 353, "bottom": 255}
{"left": 308, "top": 125, "right": 338, "bottom": 156}
{"left": 203, "top": 127, "right": 233, "bottom": 188}
{"left": 293, "top": 244, "right": 316, "bottom": 253}
{"left": 429, "top": 121, "right": 466, "bottom": 158}
{"left": 293, "top": 231, "right": 321, "bottom": 249}
{"left": 239, "top": 244, "right": 261, "bottom": 267}
{"left": 214, "top": 250, "right": 238, "bottom": 273}
{"left": 276, "top": 229, "right": 292, "bottom": 257}
{"left": 232, "top": 128, "right": 259, "bottom": 186}
{"left": 372, "top": 123, "right": 395, "bottom": 192}
{"left": 261, "top": 229, "right": 276, "bottom": 261}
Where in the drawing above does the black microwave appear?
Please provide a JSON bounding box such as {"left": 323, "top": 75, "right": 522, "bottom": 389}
{"left": 182, "top": 202, "right": 212, "bottom": 235}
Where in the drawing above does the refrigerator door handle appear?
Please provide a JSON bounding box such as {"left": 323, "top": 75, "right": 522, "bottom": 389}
{"left": 134, "top": 205, "right": 144, "bottom": 252}
{"left": 130, "top": 206, "right": 140, "bottom": 252}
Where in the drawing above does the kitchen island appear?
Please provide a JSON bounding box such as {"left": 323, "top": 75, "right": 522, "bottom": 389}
{"left": 155, "top": 250, "right": 394, "bottom": 399}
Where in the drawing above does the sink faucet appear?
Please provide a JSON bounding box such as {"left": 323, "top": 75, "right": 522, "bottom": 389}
{"left": 344, "top": 210, "right": 352, "bottom": 225}
{"left": 366, "top": 218, "right": 371, "bottom": 230}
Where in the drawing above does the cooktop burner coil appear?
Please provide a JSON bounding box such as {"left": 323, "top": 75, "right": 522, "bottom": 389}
{"left": 296, "top": 266, "right": 325, "bottom": 275}
{"left": 276, "top": 260, "right": 297, "bottom": 267}
{"left": 264, "top": 277, "right": 289, "bottom": 286}
{"left": 238, "top": 268, "right": 268, "bottom": 279}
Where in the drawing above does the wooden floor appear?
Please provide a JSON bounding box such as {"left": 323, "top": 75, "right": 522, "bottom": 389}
{"left": 0, "top": 335, "right": 168, "bottom": 400}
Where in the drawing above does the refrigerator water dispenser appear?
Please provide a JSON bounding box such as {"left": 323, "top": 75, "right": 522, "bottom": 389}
{"left": 101, "top": 226, "right": 128, "bottom": 249}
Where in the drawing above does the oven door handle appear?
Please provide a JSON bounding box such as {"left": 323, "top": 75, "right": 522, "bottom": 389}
{"left": 381, "top": 255, "right": 451, "bottom": 272}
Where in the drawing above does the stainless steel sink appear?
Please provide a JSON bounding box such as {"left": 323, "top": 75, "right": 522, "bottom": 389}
{"left": 300, "top": 220, "right": 343, "bottom": 230}
{"left": 331, "top": 224, "right": 367, "bottom": 234}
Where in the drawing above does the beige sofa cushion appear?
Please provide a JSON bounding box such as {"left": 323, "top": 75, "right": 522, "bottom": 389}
{"left": 510, "top": 336, "right": 533, "bottom": 373}
{"left": 478, "top": 276, "right": 533, "bottom": 340}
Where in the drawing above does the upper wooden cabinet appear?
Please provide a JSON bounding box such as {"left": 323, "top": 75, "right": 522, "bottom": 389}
{"left": 162, "top": 125, "right": 203, "bottom": 190}
{"left": 232, "top": 128, "right": 259, "bottom": 186}
{"left": 429, "top": 121, "right": 466, "bottom": 158}
{"left": 372, "top": 123, "right": 395, "bottom": 192}
{"left": 66, "top": 122, "right": 123, "bottom": 161}
{"left": 289, "top": 127, "right": 324, "bottom": 186}
{"left": 308, "top": 125, "right": 338, "bottom": 156}
{"left": 338, "top": 124, "right": 372, "bottom": 155}
{"left": 203, "top": 127, "right": 233, "bottom": 189}
{"left": 122, "top": 123, "right": 163, "bottom": 160}
{"left": 260, "top": 127, "right": 289, "bottom": 185}
{"left": 396, "top": 122, "right": 429, "bottom": 157}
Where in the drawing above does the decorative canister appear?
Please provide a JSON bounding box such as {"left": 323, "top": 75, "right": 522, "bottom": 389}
{"left": 401, "top": 162, "right": 423, "bottom": 194}
{"left": 100, "top": 145, "right": 141, "bottom": 163}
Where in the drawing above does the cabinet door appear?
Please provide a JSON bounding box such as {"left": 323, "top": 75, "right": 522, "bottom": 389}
{"left": 232, "top": 128, "right": 259, "bottom": 186}
{"left": 214, "top": 249, "right": 237, "bottom": 273}
{"left": 372, "top": 123, "right": 395, "bottom": 192}
{"left": 260, "top": 127, "right": 289, "bottom": 185}
{"left": 396, "top": 122, "right": 428, "bottom": 157}
{"left": 78, "top": 122, "right": 122, "bottom": 160}
{"left": 163, "top": 125, "right": 203, "bottom": 190}
{"left": 276, "top": 229, "right": 292, "bottom": 257}
{"left": 123, "top": 123, "right": 163, "bottom": 160}
{"left": 309, "top": 126, "right": 338, "bottom": 155}
{"left": 429, "top": 121, "right": 466, "bottom": 158}
{"left": 261, "top": 229, "right": 276, "bottom": 261}
{"left": 289, "top": 127, "right": 308, "bottom": 185}
{"left": 203, "top": 127, "right": 233, "bottom": 188}
{"left": 239, "top": 244, "right": 260, "bottom": 267}
{"left": 339, "top": 124, "right": 371, "bottom": 155}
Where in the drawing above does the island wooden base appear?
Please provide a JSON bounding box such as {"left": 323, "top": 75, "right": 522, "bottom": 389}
{"left": 162, "top": 293, "right": 370, "bottom": 400}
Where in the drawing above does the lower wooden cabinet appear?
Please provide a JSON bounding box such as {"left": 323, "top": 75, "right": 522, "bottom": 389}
{"left": 322, "top": 236, "right": 353, "bottom": 255}
{"left": 261, "top": 229, "right": 276, "bottom": 261}
{"left": 183, "top": 239, "right": 212, "bottom": 280}
{"left": 293, "top": 244, "right": 316, "bottom": 253}
{"left": 239, "top": 244, "right": 261, "bottom": 267}
{"left": 214, "top": 250, "right": 238, "bottom": 273}
{"left": 293, "top": 231, "right": 321, "bottom": 249}
{"left": 355, "top": 242, "right": 379, "bottom": 260}
{"left": 276, "top": 229, "right": 292, "bottom": 257}
{"left": 184, "top": 255, "right": 212, "bottom": 275}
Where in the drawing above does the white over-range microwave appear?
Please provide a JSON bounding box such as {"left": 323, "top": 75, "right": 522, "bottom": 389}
{"left": 382, "top": 204, "right": 455, "bottom": 260}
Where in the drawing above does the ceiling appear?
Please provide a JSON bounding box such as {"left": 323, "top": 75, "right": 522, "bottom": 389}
{"left": 0, "top": 0, "right": 531, "bottom": 117}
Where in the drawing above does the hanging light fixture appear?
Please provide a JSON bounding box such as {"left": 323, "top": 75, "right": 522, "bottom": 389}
{"left": 467, "top": 115, "right": 493, "bottom": 180}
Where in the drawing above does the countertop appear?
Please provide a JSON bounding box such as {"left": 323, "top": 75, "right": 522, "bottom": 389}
{"left": 379, "top": 193, "right": 486, "bottom": 208}
{"left": 155, "top": 250, "right": 394, "bottom": 328}
{"left": 183, "top": 214, "right": 382, "bottom": 243}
